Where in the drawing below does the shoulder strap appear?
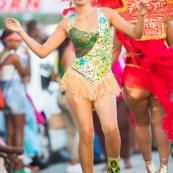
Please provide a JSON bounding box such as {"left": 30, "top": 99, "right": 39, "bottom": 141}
{"left": 0, "top": 53, "right": 15, "bottom": 71}
{"left": 68, "top": 18, "right": 74, "bottom": 31}
{"left": 97, "top": 8, "right": 108, "bottom": 29}
{"left": 97, "top": 8, "right": 101, "bottom": 17}
{"left": 0, "top": 52, "right": 10, "bottom": 65}
{"left": 68, "top": 12, "right": 76, "bottom": 32}
{"left": 97, "top": 8, "right": 102, "bottom": 29}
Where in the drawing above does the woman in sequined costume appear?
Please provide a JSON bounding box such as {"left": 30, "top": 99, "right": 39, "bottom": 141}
{"left": 5, "top": 0, "right": 149, "bottom": 172}
{"left": 98, "top": 0, "right": 173, "bottom": 172}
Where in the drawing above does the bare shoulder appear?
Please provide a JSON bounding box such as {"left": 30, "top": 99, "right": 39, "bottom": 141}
{"left": 12, "top": 54, "right": 20, "bottom": 61}
{"left": 8, "top": 54, "right": 20, "bottom": 65}
{"left": 55, "top": 18, "right": 70, "bottom": 33}
{"left": 101, "top": 7, "right": 117, "bottom": 16}
{"left": 167, "top": 20, "right": 173, "bottom": 25}
{"left": 101, "top": 8, "right": 118, "bottom": 24}
{"left": 164, "top": 20, "right": 173, "bottom": 32}
{"left": 167, "top": 20, "right": 173, "bottom": 28}
{"left": 0, "top": 51, "right": 20, "bottom": 65}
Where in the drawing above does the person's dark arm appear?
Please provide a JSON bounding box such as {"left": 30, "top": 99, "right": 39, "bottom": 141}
{"left": 165, "top": 21, "right": 173, "bottom": 46}
{"left": 11, "top": 55, "right": 28, "bottom": 77}
{"left": 112, "top": 33, "right": 122, "bottom": 64}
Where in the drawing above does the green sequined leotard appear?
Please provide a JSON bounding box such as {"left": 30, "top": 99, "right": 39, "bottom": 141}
{"left": 69, "top": 8, "right": 113, "bottom": 82}
{"left": 60, "top": 8, "right": 120, "bottom": 100}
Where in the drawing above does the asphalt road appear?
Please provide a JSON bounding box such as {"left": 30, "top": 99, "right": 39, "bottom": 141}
{"left": 38, "top": 151, "right": 173, "bottom": 173}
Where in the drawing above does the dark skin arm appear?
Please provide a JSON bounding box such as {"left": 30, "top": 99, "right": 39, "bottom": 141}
{"left": 112, "top": 33, "right": 122, "bottom": 64}
{"left": 0, "top": 144, "right": 23, "bottom": 155}
{"left": 165, "top": 21, "right": 173, "bottom": 46}
{"left": 21, "top": 47, "right": 31, "bottom": 83}
{"left": 23, "top": 47, "right": 31, "bottom": 76}
{"left": 9, "top": 55, "right": 28, "bottom": 77}
{"left": 0, "top": 50, "right": 28, "bottom": 77}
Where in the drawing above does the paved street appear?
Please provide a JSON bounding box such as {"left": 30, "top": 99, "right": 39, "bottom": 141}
{"left": 38, "top": 151, "right": 173, "bottom": 173}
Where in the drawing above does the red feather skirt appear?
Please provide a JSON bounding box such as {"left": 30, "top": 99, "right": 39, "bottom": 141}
{"left": 117, "top": 31, "right": 173, "bottom": 142}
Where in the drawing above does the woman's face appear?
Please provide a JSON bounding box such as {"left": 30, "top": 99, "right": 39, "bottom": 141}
{"left": 6, "top": 40, "right": 20, "bottom": 50}
{"left": 73, "top": 0, "right": 91, "bottom": 7}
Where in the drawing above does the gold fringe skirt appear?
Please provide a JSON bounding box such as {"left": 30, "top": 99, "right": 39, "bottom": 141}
{"left": 60, "top": 68, "right": 121, "bottom": 101}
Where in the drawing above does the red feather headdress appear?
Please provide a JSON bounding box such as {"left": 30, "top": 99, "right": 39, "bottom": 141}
{"left": 117, "top": 0, "right": 173, "bottom": 39}
{"left": 92, "top": 0, "right": 125, "bottom": 9}
{"left": 60, "top": 0, "right": 126, "bottom": 15}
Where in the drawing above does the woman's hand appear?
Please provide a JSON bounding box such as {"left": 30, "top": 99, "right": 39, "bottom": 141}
{"left": 138, "top": 0, "right": 150, "bottom": 16}
{"left": 5, "top": 18, "right": 23, "bottom": 33}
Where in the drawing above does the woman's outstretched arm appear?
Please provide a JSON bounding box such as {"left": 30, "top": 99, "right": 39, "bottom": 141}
{"left": 103, "top": 0, "right": 150, "bottom": 39}
{"left": 5, "top": 18, "right": 69, "bottom": 58}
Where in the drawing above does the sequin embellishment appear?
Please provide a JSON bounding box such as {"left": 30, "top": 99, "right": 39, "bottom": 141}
{"left": 69, "top": 8, "right": 113, "bottom": 82}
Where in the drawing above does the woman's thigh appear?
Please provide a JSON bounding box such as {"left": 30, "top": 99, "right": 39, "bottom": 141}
{"left": 123, "top": 87, "right": 151, "bottom": 124}
{"left": 117, "top": 97, "right": 130, "bottom": 129}
{"left": 93, "top": 94, "right": 118, "bottom": 131}
{"left": 58, "top": 92, "right": 78, "bottom": 132}
{"left": 65, "top": 91, "right": 93, "bottom": 133}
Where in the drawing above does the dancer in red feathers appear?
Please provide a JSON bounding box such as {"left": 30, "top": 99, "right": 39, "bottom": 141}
{"left": 94, "top": 1, "right": 173, "bottom": 173}
{"left": 119, "top": 21, "right": 173, "bottom": 173}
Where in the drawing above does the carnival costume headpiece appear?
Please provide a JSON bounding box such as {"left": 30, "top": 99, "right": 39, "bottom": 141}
{"left": 93, "top": 0, "right": 173, "bottom": 39}
{"left": 61, "top": 0, "right": 173, "bottom": 39}
{"left": 60, "top": 0, "right": 125, "bottom": 15}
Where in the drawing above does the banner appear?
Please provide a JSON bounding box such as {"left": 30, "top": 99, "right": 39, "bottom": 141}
{"left": 0, "top": 0, "right": 62, "bottom": 14}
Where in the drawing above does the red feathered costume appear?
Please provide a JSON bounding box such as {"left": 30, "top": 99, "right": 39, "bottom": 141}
{"left": 94, "top": 0, "right": 173, "bottom": 142}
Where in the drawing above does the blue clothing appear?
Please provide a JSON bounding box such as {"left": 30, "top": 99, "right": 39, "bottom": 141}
{"left": 1, "top": 79, "right": 25, "bottom": 115}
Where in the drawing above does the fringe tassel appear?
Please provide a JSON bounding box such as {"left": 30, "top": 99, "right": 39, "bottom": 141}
{"left": 60, "top": 68, "right": 121, "bottom": 101}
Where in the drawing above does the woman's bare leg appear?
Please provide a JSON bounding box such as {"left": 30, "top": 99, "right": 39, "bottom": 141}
{"left": 150, "top": 95, "right": 170, "bottom": 171}
{"left": 12, "top": 114, "right": 25, "bottom": 147}
{"left": 93, "top": 94, "right": 121, "bottom": 172}
{"left": 93, "top": 94, "right": 120, "bottom": 157}
{"left": 117, "top": 97, "right": 132, "bottom": 169}
{"left": 5, "top": 115, "right": 14, "bottom": 146}
{"left": 5, "top": 114, "right": 25, "bottom": 171}
{"left": 66, "top": 92, "right": 93, "bottom": 173}
{"left": 123, "top": 87, "right": 153, "bottom": 162}
{"left": 5, "top": 114, "right": 25, "bottom": 147}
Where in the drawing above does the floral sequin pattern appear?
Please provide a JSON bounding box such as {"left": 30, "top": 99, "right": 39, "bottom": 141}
{"left": 69, "top": 8, "right": 113, "bottom": 82}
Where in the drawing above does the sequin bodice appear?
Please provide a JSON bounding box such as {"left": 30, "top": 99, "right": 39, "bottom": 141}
{"left": 68, "top": 8, "right": 113, "bottom": 82}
